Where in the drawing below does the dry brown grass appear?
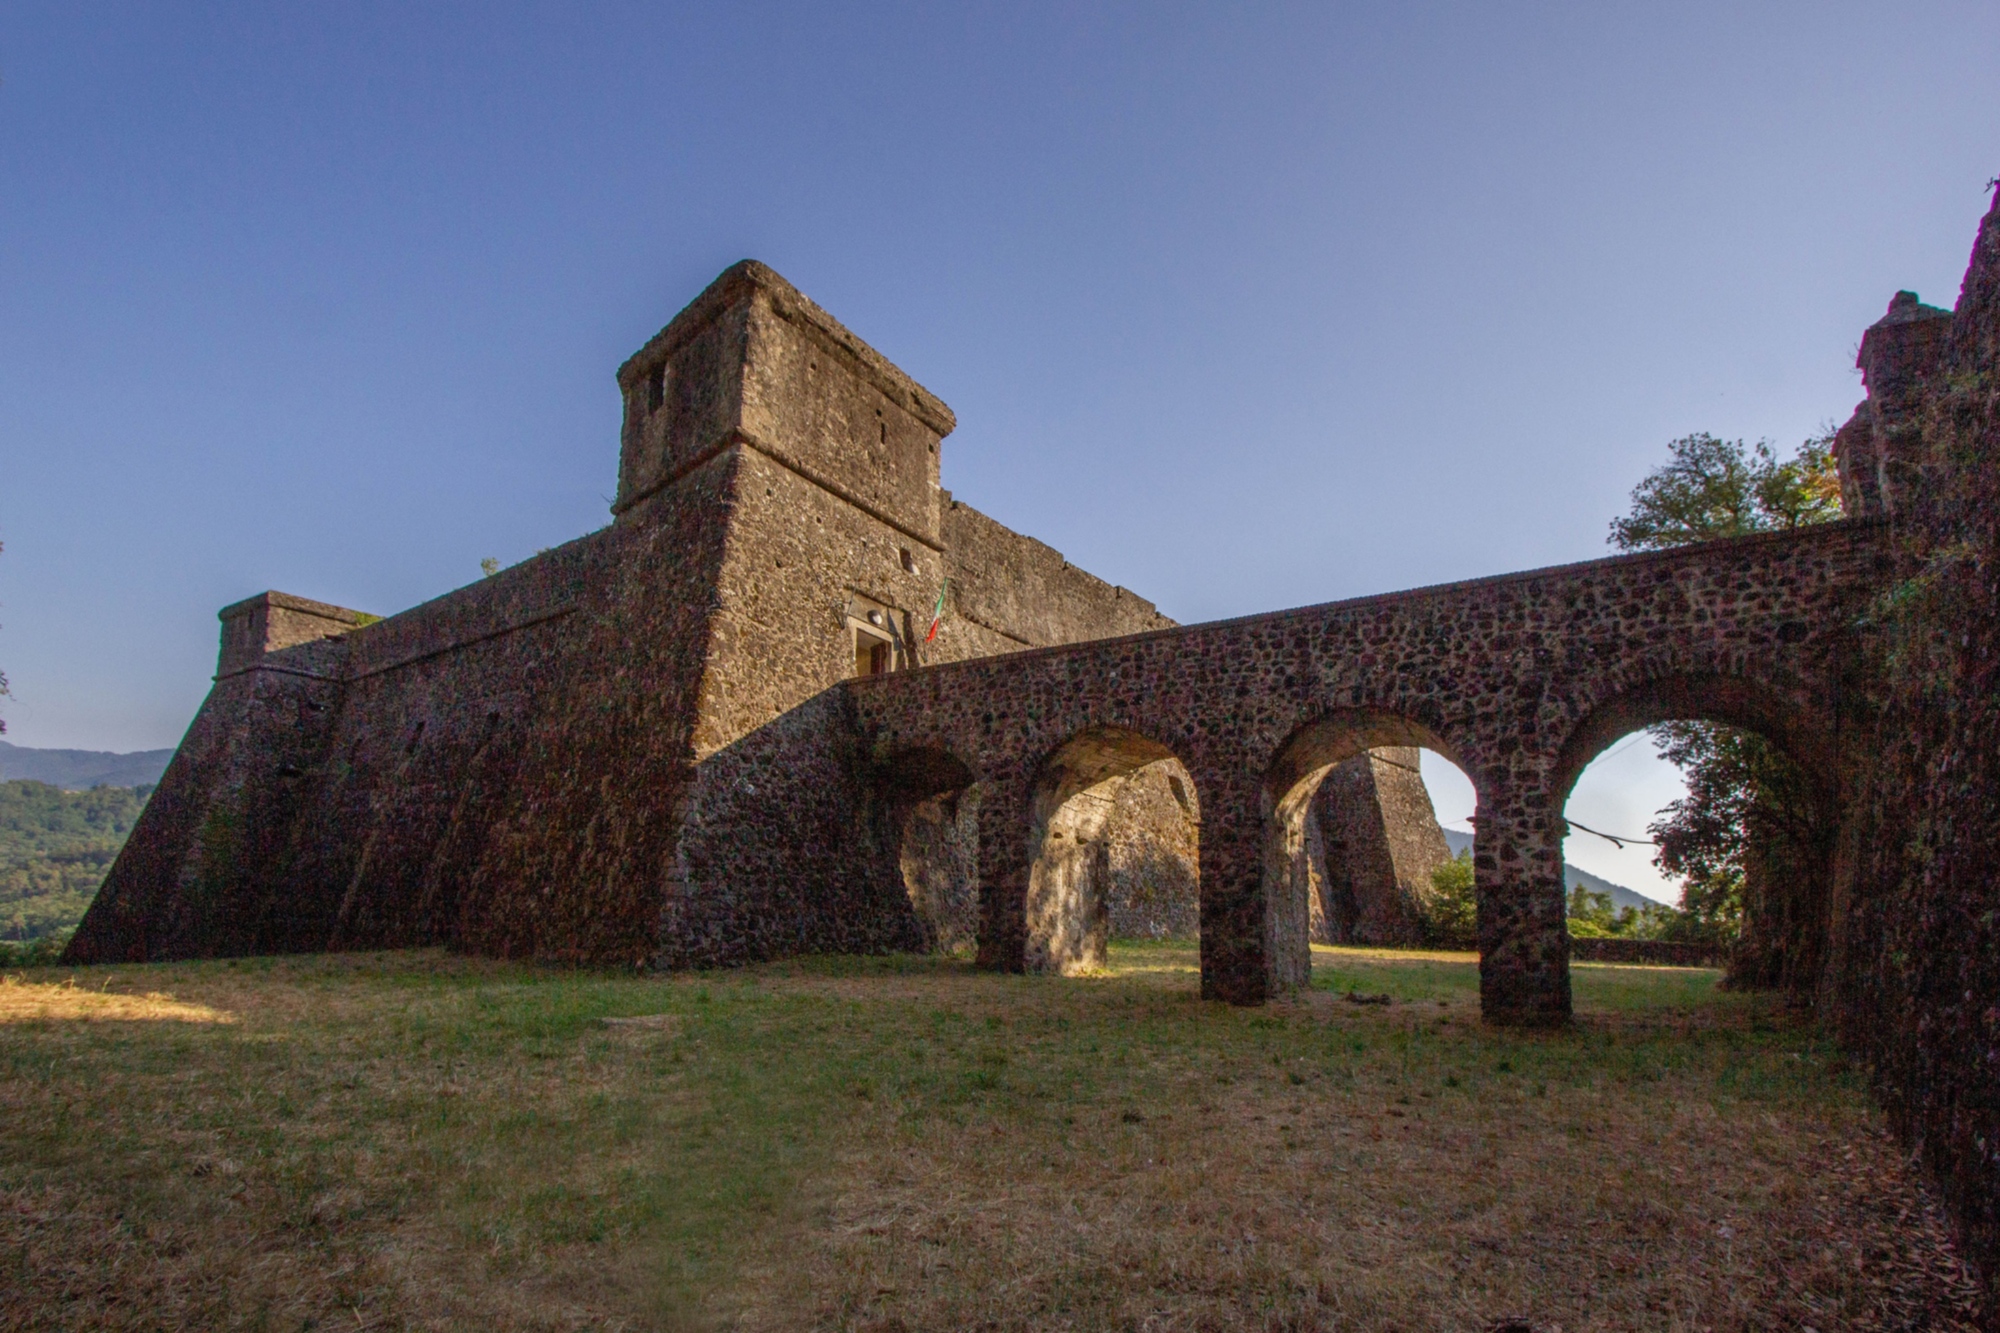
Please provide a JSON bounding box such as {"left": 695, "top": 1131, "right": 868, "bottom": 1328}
{"left": 0, "top": 975, "right": 236, "bottom": 1024}
{"left": 0, "top": 945, "right": 1982, "bottom": 1332}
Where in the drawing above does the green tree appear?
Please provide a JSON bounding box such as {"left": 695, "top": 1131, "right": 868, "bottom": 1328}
{"left": 1425, "top": 849, "right": 1478, "bottom": 945}
{"left": 1563, "top": 883, "right": 1685, "bottom": 940}
{"left": 1610, "top": 432, "right": 1841, "bottom": 970}
{"left": 1608, "top": 432, "right": 1841, "bottom": 549}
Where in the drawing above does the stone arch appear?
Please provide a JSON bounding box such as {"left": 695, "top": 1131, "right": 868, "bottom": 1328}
{"left": 1552, "top": 669, "right": 1837, "bottom": 810}
{"left": 1550, "top": 670, "right": 1845, "bottom": 993}
{"left": 872, "top": 744, "right": 980, "bottom": 954}
{"left": 1262, "top": 710, "right": 1476, "bottom": 975}
{"left": 1026, "top": 726, "right": 1200, "bottom": 974}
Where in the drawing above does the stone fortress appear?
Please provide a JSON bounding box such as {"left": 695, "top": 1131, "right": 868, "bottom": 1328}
{"left": 57, "top": 198, "right": 1980, "bottom": 1026}
{"left": 69, "top": 257, "right": 1460, "bottom": 984}
{"left": 66, "top": 188, "right": 2000, "bottom": 1293}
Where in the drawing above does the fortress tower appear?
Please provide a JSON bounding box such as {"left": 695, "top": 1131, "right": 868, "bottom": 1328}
{"left": 74, "top": 261, "right": 1356, "bottom": 967}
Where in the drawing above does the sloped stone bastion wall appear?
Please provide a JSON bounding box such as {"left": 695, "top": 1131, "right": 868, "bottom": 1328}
{"left": 65, "top": 261, "right": 1215, "bottom": 971}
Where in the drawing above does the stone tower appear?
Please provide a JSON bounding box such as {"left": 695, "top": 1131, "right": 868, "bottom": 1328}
{"left": 66, "top": 260, "right": 1197, "bottom": 967}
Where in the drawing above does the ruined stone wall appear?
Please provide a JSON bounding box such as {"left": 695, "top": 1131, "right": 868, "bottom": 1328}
{"left": 1102, "top": 763, "right": 1201, "bottom": 939}
{"left": 898, "top": 788, "right": 982, "bottom": 954}
{"left": 1829, "top": 187, "right": 2000, "bottom": 1305}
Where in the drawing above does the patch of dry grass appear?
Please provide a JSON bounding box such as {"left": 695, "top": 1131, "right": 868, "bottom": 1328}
{"left": 0, "top": 945, "right": 1981, "bottom": 1331}
{"left": 0, "top": 975, "right": 236, "bottom": 1024}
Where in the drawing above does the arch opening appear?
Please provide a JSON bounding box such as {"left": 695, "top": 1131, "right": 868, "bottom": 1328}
{"left": 1263, "top": 713, "right": 1476, "bottom": 975}
{"left": 1555, "top": 675, "right": 1842, "bottom": 992}
{"left": 1027, "top": 727, "right": 1200, "bottom": 975}
{"left": 873, "top": 746, "right": 980, "bottom": 956}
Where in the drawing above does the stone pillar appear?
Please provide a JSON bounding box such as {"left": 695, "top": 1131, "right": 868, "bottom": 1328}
{"left": 974, "top": 769, "right": 1032, "bottom": 973}
{"left": 1198, "top": 766, "right": 1308, "bottom": 1004}
{"left": 1473, "top": 784, "right": 1572, "bottom": 1026}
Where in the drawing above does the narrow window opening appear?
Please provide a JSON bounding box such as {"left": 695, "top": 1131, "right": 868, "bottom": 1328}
{"left": 645, "top": 363, "right": 666, "bottom": 414}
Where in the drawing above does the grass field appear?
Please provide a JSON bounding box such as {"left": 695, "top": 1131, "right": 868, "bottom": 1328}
{"left": 0, "top": 942, "right": 1982, "bottom": 1331}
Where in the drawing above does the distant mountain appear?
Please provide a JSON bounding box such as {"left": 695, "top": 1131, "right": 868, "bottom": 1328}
{"left": 0, "top": 740, "right": 173, "bottom": 790}
{"left": 1440, "top": 827, "right": 1670, "bottom": 913}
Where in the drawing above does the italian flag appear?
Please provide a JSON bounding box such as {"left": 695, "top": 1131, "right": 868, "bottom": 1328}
{"left": 925, "top": 578, "right": 949, "bottom": 642}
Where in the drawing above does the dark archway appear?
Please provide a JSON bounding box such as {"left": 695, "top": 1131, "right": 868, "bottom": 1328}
{"left": 1027, "top": 727, "right": 1199, "bottom": 975}
{"left": 872, "top": 745, "right": 980, "bottom": 955}
{"left": 1263, "top": 712, "right": 1478, "bottom": 985}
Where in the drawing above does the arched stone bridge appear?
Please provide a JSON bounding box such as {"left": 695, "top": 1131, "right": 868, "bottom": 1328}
{"left": 849, "top": 518, "right": 1890, "bottom": 1025}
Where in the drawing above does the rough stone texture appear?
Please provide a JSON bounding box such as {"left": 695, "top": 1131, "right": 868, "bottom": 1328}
{"left": 72, "top": 248, "right": 1892, "bottom": 1029}
{"left": 1308, "top": 747, "right": 1452, "bottom": 945}
{"left": 850, "top": 521, "right": 1887, "bottom": 1021}
{"left": 1826, "top": 187, "right": 2000, "bottom": 1306}
{"left": 217, "top": 592, "right": 374, "bottom": 677}
{"left": 67, "top": 259, "right": 1201, "bottom": 977}
{"left": 1100, "top": 762, "right": 1202, "bottom": 940}
{"left": 1833, "top": 289, "right": 1956, "bottom": 521}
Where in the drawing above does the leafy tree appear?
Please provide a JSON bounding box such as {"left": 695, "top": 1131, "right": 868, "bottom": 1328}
{"left": 1425, "top": 849, "right": 1478, "bottom": 945}
{"left": 1563, "top": 883, "right": 1688, "bottom": 940}
{"left": 1608, "top": 433, "right": 1840, "bottom": 550}
{"left": 1564, "top": 884, "right": 1622, "bottom": 936}
{"left": 1610, "top": 432, "right": 1842, "bottom": 969}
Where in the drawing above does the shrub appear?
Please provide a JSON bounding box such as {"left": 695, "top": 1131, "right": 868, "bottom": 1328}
{"left": 1425, "top": 850, "right": 1477, "bottom": 946}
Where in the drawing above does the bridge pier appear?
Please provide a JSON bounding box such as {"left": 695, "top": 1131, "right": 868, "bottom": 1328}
{"left": 973, "top": 768, "right": 1032, "bottom": 973}
{"left": 1473, "top": 790, "right": 1574, "bottom": 1027}
{"left": 1198, "top": 768, "right": 1312, "bottom": 1004}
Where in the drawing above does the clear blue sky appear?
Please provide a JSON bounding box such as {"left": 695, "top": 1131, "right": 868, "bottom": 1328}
{"left": 3, "top": 4, "right": 1997, "bottom": 895}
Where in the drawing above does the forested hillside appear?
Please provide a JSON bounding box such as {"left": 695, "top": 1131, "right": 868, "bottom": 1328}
{"left": 0, "top": 780, "right": 148, "bottom": 947}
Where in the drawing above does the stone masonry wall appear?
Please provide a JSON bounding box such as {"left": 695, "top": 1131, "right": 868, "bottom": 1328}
{"left": 67, "top": 258, "right": 1217, "bottom": 973}
{"left": 1827, "top": 187, "right": 2000, "bottom": 1305}
{"left": 850, "top": 518, "right": 1889, "bottom": 1019}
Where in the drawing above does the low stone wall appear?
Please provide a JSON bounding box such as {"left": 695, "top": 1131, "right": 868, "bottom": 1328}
{"left": 1568, "top": 937, "right": 1724, "bottom": 968}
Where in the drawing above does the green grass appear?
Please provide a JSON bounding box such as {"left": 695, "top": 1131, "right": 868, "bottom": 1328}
{"left": 0, "top": 942, "right": 1979, "bottom": 1331}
